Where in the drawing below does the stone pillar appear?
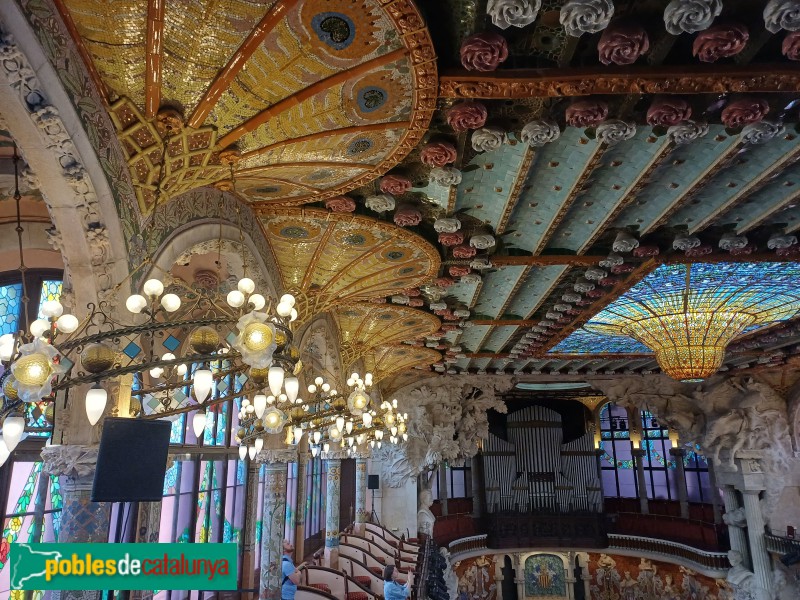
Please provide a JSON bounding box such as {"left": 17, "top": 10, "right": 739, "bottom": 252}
{"left": 41, "top": 445, "right": 111, "bottom": 600}
{"left": 514, "top": 553, "right": 525, "bottom": 600}
{"left": 257, "top": 447, "right": 296, "bottom": 600}
{"left": 324, "top": 457, "right": 342, "bottom": 568}
{"left": 131, "top": 500, "right": 163, "bottom": 600}
{"left": 566, "top": 573, "right": 577, "bottom": 600}
{"left": 439, "top": 462, "right": 449, "bottom": 516}
{"left": 355, "top": 457, "right": 369, "bottom": 533}
{"left": 631, "top": 448, "right": 649, "bottom": 514}
{"left": 706, "top": 458, "right": 722, "bottom": 524}
{"left": 494, "top": 556, "right": 504, "bottom": 600}
{"left": 294, "top": 453, "right": 308, "bottom": 560}
{"left": 733, "top": 452, "right": 772, "bottom": 600}
{"left": 241, "top": 461, "right": 261, "bottom": 599}
{"left": 669, "top": 448, "right": 690, "bottom": 519}
{"left": 471, "top": 452, "right": 485, "bottom": 518}
{"left": 721, "top": 485, "right": 751, "bottom": 569}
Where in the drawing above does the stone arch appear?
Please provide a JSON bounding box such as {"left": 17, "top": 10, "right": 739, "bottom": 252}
{"left": 0, "top": 19, "right": 129, "bottom": 313}
{"left": 297, "top": 313, "right": 344, "bottom": 389}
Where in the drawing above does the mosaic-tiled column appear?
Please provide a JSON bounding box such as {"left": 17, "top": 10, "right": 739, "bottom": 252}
{"left": 257, "top": 448, "right": 295, "bottom": 600}
{"left": 293, "top": 454, "right": 308, "bottom": 560}
{"left": 631, "top": 448, "right": 649, "bottom": 514}
{"left": 131, "top": 500, "right": 163, "bottom": 600}
{"left": 324, "top": 458, "right": 342, "bottom": 567}
{"left": 41, "top": 445, "right": 111, "bottom": 600}
{"left": 354, "top": 457, "right": 368, "bottom": 533}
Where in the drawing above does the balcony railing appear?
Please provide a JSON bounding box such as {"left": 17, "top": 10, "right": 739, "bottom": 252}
{"left": 447, "top": 534, "right": 488, "bottom": 556}
{"left": 483, "top": 511, "right": 608, "bottom": 549}
{"left": 607, "top": 534, "right": 729, "bottom": 572}
{"left": 765, "top": 533, "right": 800, "bottom": 556}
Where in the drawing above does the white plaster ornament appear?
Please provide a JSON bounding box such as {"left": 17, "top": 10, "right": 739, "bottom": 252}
{"left": 487, "top": 0, "right": 541, "bottom": 30}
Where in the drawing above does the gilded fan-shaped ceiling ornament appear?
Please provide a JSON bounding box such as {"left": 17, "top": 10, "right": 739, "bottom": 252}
{"left": 59, "top": 0, "right": 436, "bottom": 214}
{"left": 260, "top": 208, "right": 440, "bottom": 323}
{"left": 332, "top": 303, "right": 440, "bottom": 369}
{"left": 363, "top": 345, "right": 441, "bottom": 384}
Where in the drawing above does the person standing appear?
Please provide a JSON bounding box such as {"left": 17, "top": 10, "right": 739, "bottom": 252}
{"left": 281, "top": 539, "right": 306, "bottom": 600}
{"left": 384, "top": 565, "right": 410, "bottom": 600}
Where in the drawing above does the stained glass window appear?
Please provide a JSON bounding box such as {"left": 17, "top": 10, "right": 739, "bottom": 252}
{"left": 0, "top": 283, "right": 22, "bottom": 336}
{"left": 36, "top": 280, "right": 62, "bottom": 320}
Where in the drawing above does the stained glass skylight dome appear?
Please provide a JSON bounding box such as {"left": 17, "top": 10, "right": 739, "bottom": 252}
{"left": 582, "top": 262, "right": 800, "bottom": 381}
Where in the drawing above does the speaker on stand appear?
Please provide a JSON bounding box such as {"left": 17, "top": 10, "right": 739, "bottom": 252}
{"left": 367, "top": 474, "right": 381, "bottom": 525}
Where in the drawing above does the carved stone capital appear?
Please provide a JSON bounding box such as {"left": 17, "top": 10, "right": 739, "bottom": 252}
{"left": 41, "top": 445, "right": 99, "bottom": 491}
{"left": 255, "top": 447, "right": 297, "bottom": 465}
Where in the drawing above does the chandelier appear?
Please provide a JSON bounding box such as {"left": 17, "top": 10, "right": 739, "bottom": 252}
{"left": 584, "top": 262, "right": 800, "bottom": 380}
{"left": 235, "top": 370, "right": 407, "bottom": 459}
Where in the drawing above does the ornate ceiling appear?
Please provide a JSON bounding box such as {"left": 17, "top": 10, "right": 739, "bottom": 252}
{"left": 9, "top": 0, "right": 800, "bottom": 384}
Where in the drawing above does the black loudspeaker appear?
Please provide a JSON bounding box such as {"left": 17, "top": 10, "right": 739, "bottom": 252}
{"left": 92, "top": 417, "right": 172, "bottom": 502}
{"left": 367, "top": 474, "right": 380, "bottom": 490}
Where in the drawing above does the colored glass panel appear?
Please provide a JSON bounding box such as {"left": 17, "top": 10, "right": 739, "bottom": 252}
{"left": 0, "top": 283, "right": 22, "bottom": 336}
{"left": 36, "top": 280, "right": 62, "bottom": 320}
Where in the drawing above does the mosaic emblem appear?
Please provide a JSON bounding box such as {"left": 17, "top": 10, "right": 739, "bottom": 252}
{"left": 347, "top": 138, "right": 373, "bottom": 155}
{"left": 280, "top": 226, "right": 309, "bottom": 239}
{"left": 398, "top": 267, "right": 415, "bottom": 275}
{"left": 384, "top": 250, "right": 406, "bottom": 261}
{"left": 378, "top": 313, "right": 393, "bottom": 320}
{"left": 343, "top": 233, "right": 366, "bottom": 246}
{"left": 308, "top": 169, "right": 334, "bottom": 181}
{"left": 255, "top": 186, "right": 280, "bottom": 194}
{"left": 312, "top": 13, "right": 355, "bottom": 50}
{"left": 357, "top": 87, "right": 388, "bottom": 113}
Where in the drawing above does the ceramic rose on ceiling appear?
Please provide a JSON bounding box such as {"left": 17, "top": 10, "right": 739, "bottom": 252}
{"left": 365, "top": 193, "right": 396, "bottom": 213}
{"left": 446, "top": 102, "right": 488, "bottom": 132}
{"left": 325, "top": 196, "right": 356, "bottom": 212}
{"left": 487, "top": 0, "right": 541, "bottom": 29}
{"left": 741, "top": 121, "right": 786, "bottom": 145}
{"left": 471, "top": 127, "right": 507, "bottom": 152}
{"left": 459, "top": 31, "right": 509, "bottom": 71}
{"left": 597, "top": 22, "right": 650, "bottom": 65}
{"left": 434, "top": 217, "right": 461, "bottom": 233}
{"left": 421, "top": 141, "right": 458, "bottom": 167}
{"left": 646, "top": 97, "right": 692, "bottom": 127}
{"left": 693, "top": 23, "right": 749, "bottom": 62}
{"left": 566, "top": 99, "right": 609, "bottom": 128}
{"left": 664, "top": 0, "right": 722, "bottom": 35}
{"left": 782, "top": 31, "right": 800, "bottom": 59}
{"left": 393, "top": 206, "right": 422, "bottom": 227}
{"left": 429, "top": 167, "right": 462, "bottom": 186}
{"left": 667, "top": 120, "right": 709, "bottom": 144}
{"left": 721, "top": 99, "right": 769, "bottom": 128}
{"left": 439, "top": 232, "right": 465, "bottom": 246}
{"left": 470, "top": 234, "right": 496, "bottom": 250}
{"left": 560, "top": 0, "right": 615, "bottom": 37}
{"left": 596, "top": 120, "right": 636, "bottom": 145}
{"left": 520, "top": 119, "right": 561, "bottom": 147}
{"left": 764, "top": 0, "right": 800, "bottom": 33}
{"left": 379, "top": 175, "right": 412, "bottom": 196}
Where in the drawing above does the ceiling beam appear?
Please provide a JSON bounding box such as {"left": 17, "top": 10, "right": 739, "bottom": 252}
{"left": 188, "top": 0, "right": 299, "bottom": 128}
{"left": 144, "top": 0, "right": 165, "bottom": 118}
{"left": 491, "top": 255, "right": 605, "bottom": 266}
{"left": 439, "top": 64, "right": 800, "bottom": 99}
{"left": 219, "top": 48, "right": 407, "bottom": 149}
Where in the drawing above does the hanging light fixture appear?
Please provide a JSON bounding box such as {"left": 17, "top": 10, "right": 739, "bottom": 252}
{"left": 85, "top": 384, "right": 108, "bottom": 426}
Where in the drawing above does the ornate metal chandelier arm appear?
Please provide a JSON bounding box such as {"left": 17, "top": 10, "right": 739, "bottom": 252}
{"left": 11, "top": 144, "right": 30, "bottom": 335}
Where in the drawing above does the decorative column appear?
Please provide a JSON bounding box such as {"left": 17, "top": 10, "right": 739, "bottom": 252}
{"left": 737, "top": 452, "right": 772, "bottom": 600}
{"left": 131, "top": 499, "right": 163, "bottom": 600}
{"left": 721, "top": 485, "right": 751, "bottom": 569}
{"left": 514, "top": 554, "right": 525, "bottom": 600}
{"left": 439, "top": 462, "right": 449, "bottom": 516}
{"left": 257, "top": 448, "right": 296, "bottom": 600}
{"left": 294, "top": 453, "right": 308, "bottom": 561}
{"left": 706, "top": 458, "right": 722, "bottom": 524}
{"left": 324, "top": 456, "right": 342, "bottom": 568}
{"left": 494, "top": 556, "right": 504, "bottom": 600}
{"left": 241, "top": 461, "right": 261, "bottom": 599}
{"left": 41, "top": 445, "right": 111, "bottom": 600}
{"left": 355, "top": 456, "right": 369, "bottom": 533}
{"left": 669, "top": 448, "right": 690, "bottom": 519}
{"left": 631, "top": 448, "right": 649, "bottom": 514}
{"left": 471, "top": 451, "right": 485, "bottom": 518}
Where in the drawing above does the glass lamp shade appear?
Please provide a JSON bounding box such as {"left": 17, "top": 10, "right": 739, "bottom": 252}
{"left": 14, "top": 353, "right": 52, "bottom": 387}
{"left": 2, "top": 415, "right": 25, "bottom": 452}
{"left": 280, "top": 294, "right": 295, "bottom": 307}
{"left": 290, "top": 308, "right": 298, "bottom": 322}
{"left": 335, "top": 416, "right": 345, "bottom": 432}
{"left": 313, "top": 431, "right": 322, "bottom": 444}
{"left": 263, "top": 407, "right": 286, "bottom": 433}
{"left": 227, "top": 290, "right": 245, "bottom": 308}
{"left": 85, "top": 385, "right": 108, "bottom": 426}
{"left": 0, "top": 343, "right": 13, "bottom": 362}
{"left": 238, "top": 278, "right": 256, "bottom": 294}
{"left": 30, "top": 319, "right": 49, "bottom": 338}
{"left": 143, "top": 279, "right": 164, "bottom": 298}
{"left": 311, "top": 446, "right": 319, "bottom": 457}
{"left": 249, "top": 294, "right": 266, "bottom": 311}
{"left": 329, "top": 426, "right": 342, "bottom": 442}
{"left": 193, "top": 369, "right": 213, "bottom": 403}
{"left": 293, "top": 427, "right": 303, "bottom": 444}
{"left": 248, "top": 445, "right": 257, "bottom": 460}
{"left": 267, "top": 366, "right": 284, "bottom": 396}
{"left": 307, "top": 384, "right": 317, "bottom": 394}
{"left": 314, "top": 376, "right": 324, "bottom": 386}
{"left": 390, "top": 426, "right": 398, "bottom": 436}
{"left": 126, "top": 294, "right": 147, "bottom": 314}
{"left": 160, "top": 294, "right": 181, "bottom": 313}
{"left": 0, "top": 435, "right": 9, "bottom": 466}
{"left": 323, "top": 443, "right": 330, "bottom": 453}
{"left": 253, "top": 394, "right": 267, "bottom": 419}
{"left": 192, "top": 411, "right": 207, "bottom": 438}
{"left": 370, "top": 440, "right": 375, "bottom": 448}
{"left": 275, "top": 301, "right": 292, "bottom": 317}
{"left": 238, "top": 445, "right": 247, "bottom": 460}
{"left": 362, "top": 412, "right": 373, "bottom": 427}
{"left": 403, "top": 433, "right": 408, "bottom": 441}
{"left": 243, "top": 322, "right": 273, "bottom": 352}
{"left": 41, "top": 300, "right": 64, "bottom": 318}
{"left": 284, "top": 377, "right": 299, "bottom": 402}
{"left": 254, "top": 437, "right": 264, "bottom": 452}
{"left": 345, "top": 421, "right": 354, "bottom": 434}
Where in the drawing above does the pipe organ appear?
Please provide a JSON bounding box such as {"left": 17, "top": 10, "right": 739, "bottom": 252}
{"left": 482, "top": 405, "right": 601, "bottom": 514}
